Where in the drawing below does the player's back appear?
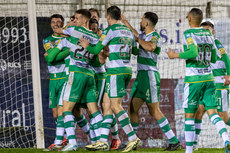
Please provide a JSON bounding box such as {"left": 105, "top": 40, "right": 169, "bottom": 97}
{"left": 183, "top": 28, "right": 216, "bottom": 83}
{"left": 101, "top": 23, "right": 135, "bottom": 75}
{"left": 63, "top": 26, "right": 100, "bottom": 76}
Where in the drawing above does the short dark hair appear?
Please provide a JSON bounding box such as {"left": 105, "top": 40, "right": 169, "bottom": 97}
{"left": 89, "top": 18, "right": 99, "bottom": 25}
{"left": 75, "top": 9, "right": 91, "bottom": 19}
{"left": 70, "top": 15, "right": 75, "bottom": 20}
{"left": 50, "top": 14, "right": 64, "bottom": 23}
{"left": 89, "top": 8, "right": 100, "bottom": 18}
{"left": 144, "top": 12, "right": 158, "bottom": 26}
{"left": 189, "top": 8, "right": 203, "bottom": 24}
{"left": 107, "top": 5, "right": 121, "bottom": 20}
{"left": 200, "top": 21, "right": 214, "bottom": 29}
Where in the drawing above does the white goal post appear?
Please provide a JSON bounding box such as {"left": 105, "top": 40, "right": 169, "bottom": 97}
{"left": 27, "top": 0, "right": 44, "bottom": 149}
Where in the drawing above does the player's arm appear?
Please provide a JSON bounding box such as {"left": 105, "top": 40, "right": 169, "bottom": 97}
{"left": 54, "top": 26, "right": 75, "bottom": 36}
{"left": 52, "top": 47, "right": 70, "bottom": 62}
{"left": 80, "top": 29, "right": 112, "bottom": 55}
{"left": 211, "top": 48, "right": 217, "bottom": 63}
{"left": 43, "top": 39, "right": 62, "bottom": 63}
{"left": 121, "top": 14, "right": 138, "bottom": 37}
{"left": 167, "top": 33, "right": 198, "bottom": 59}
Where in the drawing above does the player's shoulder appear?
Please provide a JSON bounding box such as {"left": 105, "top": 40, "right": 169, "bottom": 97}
{"left": 150, "top": 31, "right": 160, "bottom": 39}
{"left": 43, "top": 35, "right": 53, "bottom": 44}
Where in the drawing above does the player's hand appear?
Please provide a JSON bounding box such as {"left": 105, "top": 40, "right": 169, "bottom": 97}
{"left": 223, "top": 75, "right": 230, "bottom": 86}
{"left": 54, "top": 28, "right": 63, "bottom": 34}
{"left": 44, "top": 52, "right": 48, "bottom": 57}
{"left": 103, "top": 45, "right": 110, "bottom": 57}
{"left": 121, "top": 14, "right": 127, "bottom": 23}
{"left": 79, "top": 37, "right": 90, "bottom": 49}
{"left": 167, "top": 48, "right": 176, "bottom": 59}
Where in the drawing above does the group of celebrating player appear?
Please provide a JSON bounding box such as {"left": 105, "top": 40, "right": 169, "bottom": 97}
{"left": 43, "top": 5, "right": 230, "bottom": 153}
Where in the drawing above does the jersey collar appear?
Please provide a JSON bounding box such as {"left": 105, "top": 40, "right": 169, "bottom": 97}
{"left": 145, "top": 31, "right": 155, "bottom": 36}
{"left": 52, "top": 34, "right": 62, "bottom": 38}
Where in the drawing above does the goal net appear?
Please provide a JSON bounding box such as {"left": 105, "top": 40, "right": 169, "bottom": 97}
{"left": 0, "top": 0, "right": 43, "bottom": 148}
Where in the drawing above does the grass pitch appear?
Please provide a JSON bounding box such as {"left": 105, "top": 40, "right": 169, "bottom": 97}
{"left": 0, "top": 148, "right": 226, "bottom": 153}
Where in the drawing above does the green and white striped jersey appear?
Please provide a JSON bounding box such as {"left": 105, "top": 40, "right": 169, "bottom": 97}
{"left": 91, "top": 56, "right": 107, "bottom": 79}
{"left": 137, "top": 31, "right": 161, "bottom": 71}
{"left": 100, "top": 23, "right": 136, "bottom": 75}
{"left": 211, "top": 39, "right": 229, "bottom": 89}
{"left": 43, "top": 34, "right": 66, "bottom": 79}
{"left": 59, "top": 26, "right": 100, "bottom": 76}
{"left": 183, "top": 28, "right": 216, "bottom": 83}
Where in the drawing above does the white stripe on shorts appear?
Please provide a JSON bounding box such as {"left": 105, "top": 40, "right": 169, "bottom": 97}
{"left": 183, "top": 83, "right": 189, "bottom": 109}
{"left": 110, "top": 75, "right": 117, "bottom": 97}
{"left": 63, "top": 72, "right": 74, "bottom": 101}
{"left": 59, "top": 82, "right": 67, "bottom": 106}
{"left": 97, "top": 79, "right": 105, "bottom": 107}
{"left": 148, "top": 71, "right": 158, "bottom": 103}
{"left": 221, "top": 89, "right": 228, "bottom": 112}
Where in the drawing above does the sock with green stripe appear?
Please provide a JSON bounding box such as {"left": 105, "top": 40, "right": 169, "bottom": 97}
{"left": 54, "top": 115, "right": 65, "bottom": 145}
{"left": 116, "top": 110, "right": 137, "bottom": 141}
{"left": 131, "top": 122, "right": 139, "bottom": 134}
{"left": 63, "top": 111, "right": 76, "bottom": 145}
{"left": 226, "top": 118, "right": 230, "bottom": 126}
{"left": 89, "top": 115, "right": 96, "bottom": 143}
{"left": 111, "top": 114, "right": 119, "bottom": 140}
{"left": 209, "top": 113, "right": 229, "bottom": 142}
{"left": 157, "top": 116, "right": 179, "bottom": 144}
{"left": 76, "top": 114, "right": 90, "bottom": 135}
{"left": 91, "top": 111, "right": 103, "bottom": 142}
{"left": 194, "top": 119, "right": 202, "bottom": 146}
{"left": 185, "top": 118, "right": 195, "bottom": 153}
{"left": 100, "top": 114, "right": 113, "bottom": 142}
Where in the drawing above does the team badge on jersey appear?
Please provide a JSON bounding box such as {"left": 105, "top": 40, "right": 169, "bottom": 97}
{"left": 100, "top": 34, "right": 106, "bottom": 41}
{"left": 219, "top": 48, "right": 226, "bottom": 55}
{"left": 150, "top": 36, "right": 158, "bottom": 43}
{"left": 217, "top": 44, "right": 223, "bottom": 49}
{"left": 44, "top": 42, "right": 51, "bottom": 51}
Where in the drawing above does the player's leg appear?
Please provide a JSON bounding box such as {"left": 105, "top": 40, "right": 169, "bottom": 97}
{"left": 61, "top": 72, "right": 87, "bottom": 151}
{"left": 204, "top": 81, "right": 230, "bottom": 152}
{"left": 193, "top": 104, "right": 206, "bottom": 149}
{"left": 129, "top": 79, "right": 144, "bottom": 133}
{"left": 109, "top": 74, "right": 141, "bottom": 152}
{"left": 110, "top": 114, "right": 121, "bottom": 150}
{"left": 73, "top": 107, "right": 90, "bottom": 137}
{"left": 85, "top": 76, "right": 103, "bottom": 145}
{"left": 216, "top": 89, "right": 230, "bottom": 125}
{"left": 129, "top": 97, "right": 144, "bottom": 133}
{"left": 183, "top": 82, "right": 201, "bottom": 153}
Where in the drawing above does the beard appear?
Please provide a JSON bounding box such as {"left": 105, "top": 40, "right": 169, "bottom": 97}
{"left": 140, "top": 25, "right": 145, "bottom": 32}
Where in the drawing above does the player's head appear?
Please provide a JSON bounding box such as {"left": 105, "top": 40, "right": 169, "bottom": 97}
{"left": 187, "top": 8, "right": 203, "bottom": 27}
{"left": 68, "top": 15, "right": 75, "bottom": 26}
{"left": 89, "top": 8, "right": 100, "bottom": 22}
{"left": 106, "top": 5, "right": 121, "bottom": 26}
{"left": 50, "top": 14, "right": 64, "bottom": 32}
{"left": 74, "top": 9, "right": 91, "bottom": 26}
{"left": 89, "top": 18, "right": 99, "bottom": 34}
{"left": 201, "top": 20, "right": 215, "bottom": 35}
{"left": 140, "top": 12, "right": 158, "bottom": 31}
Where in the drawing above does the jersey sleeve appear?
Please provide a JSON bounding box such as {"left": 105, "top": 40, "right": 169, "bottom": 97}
{"left": 57, "top": 38, "right": 72, "bottom": 50}
{"left": 63, "top": 26, "right": 75, "bottom": 35}
{"left": 100, "top": 28, "right": 113, "bottom": 46}
{"left": 183, "top": 31, "right": 196, "bottom": 49}
{"left": 43, "top": 39, "right": 52, "bottom": 51}
{"left": 215, "top": 39, "right": 227, "bottom": 57}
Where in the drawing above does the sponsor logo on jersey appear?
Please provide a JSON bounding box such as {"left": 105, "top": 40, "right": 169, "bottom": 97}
{"left": 185, "top": 33, "right": 191, "bottom": 38}
{"left": 217, "top": 44, "right": 223, "bottom": 49}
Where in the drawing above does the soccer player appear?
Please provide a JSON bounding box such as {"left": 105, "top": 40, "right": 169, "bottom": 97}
{"left": 80, "top": 5, "right": 141, "bottom": 152}
{"left": 42, "top": 14, "right": 70, "bottom": 151}
{"left": 121, "top": 12, "right": 180, "bottom": 151}
{"left": 167, "top": 8, "right": 230, "bottom": 153}
{"left": 52, "top": 9, "right": 103, "bottom": 151}
{"left": 193, "top": 20, "right": 230, "bottom": 149}
{"left": 89, "top": 18, "right": 121, "bottom": 150}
